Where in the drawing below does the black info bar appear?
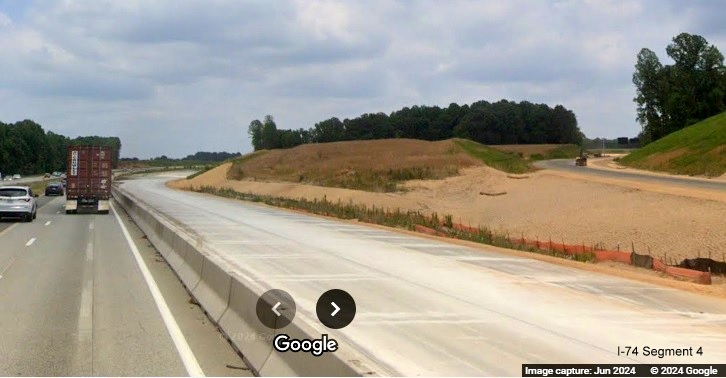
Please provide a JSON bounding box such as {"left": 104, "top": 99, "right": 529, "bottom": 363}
{"left": 522, "top": 364, "right": 726, "bottom": 377}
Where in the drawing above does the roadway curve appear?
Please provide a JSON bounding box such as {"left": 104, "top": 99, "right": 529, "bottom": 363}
{"left": 534, "top": 158, "right": 726, "bottom": 192}
{"left": 120, "top": 173, "right": 726, "bottom": 376}
{"left": 0, "top": 196, "right": 249, "bottom": 376}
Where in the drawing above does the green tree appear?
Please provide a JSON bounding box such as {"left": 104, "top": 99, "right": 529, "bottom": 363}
{"left": 311, "top": 117, "right": 345, "bottom": 143}
{"left": 634, "top": 33, "right": 725, "bottom": 143}
{"left": 261, "top": 115, "right": 279, "bottom": 150}
{"left": 248, "top": 119, "right": 263, "bottom": 150}
{"left": 633, "top": 48, "right": 665, "bottom": 142}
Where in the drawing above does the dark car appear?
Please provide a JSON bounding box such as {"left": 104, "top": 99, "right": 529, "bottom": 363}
{"left": 45, "top": 182, "right": 65, "bottom": 196}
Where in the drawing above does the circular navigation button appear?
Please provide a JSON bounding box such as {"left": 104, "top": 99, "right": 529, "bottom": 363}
{"left": 316, "top": 289, "right": 356, "bottom": 329}
{"left": 256, "top": 289, "right": 296, "bottom": 329}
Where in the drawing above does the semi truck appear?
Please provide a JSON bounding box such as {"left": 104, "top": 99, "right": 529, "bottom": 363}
{"left": 65, "top": 145, "right": 112, "bottom": 214}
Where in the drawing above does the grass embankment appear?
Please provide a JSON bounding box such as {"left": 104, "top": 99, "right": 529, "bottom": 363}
{"left": 227, "top": 139, "right": 532, "bottom": 192}
{"left": 192, "top": 184, "right": 595, "bottom": 263}
{"left": 619, "top": 112, "right": 726, "bottom": 177}
{"left": 453, "top": 139, "right": 532, "bottom": 173}
{"left": 30, "top": 179, "right": 59, "bottom": 195}
{"left": 186, "top": 153, "right": 270, "bottom": 180}
{"left": 489, "top": 143, "right": 581, "bottom": 162}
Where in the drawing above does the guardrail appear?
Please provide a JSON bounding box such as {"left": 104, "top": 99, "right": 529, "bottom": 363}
{"left": 112, "top": 186, "right": 386, "bottom": 377}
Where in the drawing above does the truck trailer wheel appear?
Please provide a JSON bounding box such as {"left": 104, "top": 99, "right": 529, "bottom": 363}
{"left": 99, "top": 210, "right": 109, "bottom": 215}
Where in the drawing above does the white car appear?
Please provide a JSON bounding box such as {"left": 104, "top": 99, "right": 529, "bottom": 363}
{"left": 12, "top": 174, "right": 21, "bottom": 180}
{"left": 0, "top": 186, "right": 38, "bottom": 222}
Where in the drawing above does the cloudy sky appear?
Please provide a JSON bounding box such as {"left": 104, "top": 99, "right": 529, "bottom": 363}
{"left": 0, "top": 0, "right": 724, "bottom": 158}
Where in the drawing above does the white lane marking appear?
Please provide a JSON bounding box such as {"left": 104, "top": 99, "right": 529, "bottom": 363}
{"left": 45, "top": 221, "right": 52, "bottom": 226}
{"left": 89, "top": 222, "right": 94, "bottom": 230}
{"left": 110, "top": 202, "right": 204, "bottom": 377}
{"left": 25, "top": 238, "right": 36, "bottom": 247}
{"left": 78, "top": 278, "right": 93, "bottom": 338}
{"left": 74, "top": 221, "right": 95, "bottom": 369}
{"left": 56, "top": 211, "right": 60, "bottom": 214}
{"left": 0, "top": 223, "right": 19, "bottom": 238}
{"left": 0, "top": 256, "right": 18, "bottom": 280}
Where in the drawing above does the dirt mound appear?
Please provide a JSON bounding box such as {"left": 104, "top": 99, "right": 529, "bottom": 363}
{"left": 171, "top": 160, "right": 726, "bottom": 265}
{"left": 223, "top": 139, "right": 507, "bottom": 192}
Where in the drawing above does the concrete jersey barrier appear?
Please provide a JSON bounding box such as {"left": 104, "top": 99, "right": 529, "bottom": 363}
{"left": 112, "top": 186, "right": 388, "bottom": 376}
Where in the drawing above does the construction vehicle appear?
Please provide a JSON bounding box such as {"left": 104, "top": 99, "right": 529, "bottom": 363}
{"left": 575, "top": 149, "right": 588, "bottom": 166}
{"left": 65, "top": 145, "right": 112, "bottom": 214}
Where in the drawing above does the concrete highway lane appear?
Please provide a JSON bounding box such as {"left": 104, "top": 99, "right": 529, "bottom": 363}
{"left": 121, "top": 175, "right": 726, "bottom": 376}
{"left": 0, "top": 196, "right": 250, "bottom": 376}
{"left": 534, "top": 159, "right": 726, "bottom": 192}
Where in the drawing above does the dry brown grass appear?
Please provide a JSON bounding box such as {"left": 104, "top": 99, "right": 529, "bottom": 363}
{"left": 228, "top": 139, "right": 484, "bottom": 192}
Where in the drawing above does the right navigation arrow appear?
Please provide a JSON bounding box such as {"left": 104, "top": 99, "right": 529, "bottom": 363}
{"left": 331, "top": 302, "right": 340, "bottom": 316}
{"left": 316, "top": 289, "right": 356, "bottom": 329}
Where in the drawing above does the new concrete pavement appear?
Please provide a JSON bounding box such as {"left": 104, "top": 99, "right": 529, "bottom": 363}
{"left": 120, "top": 174, "right": 726, "bottom": 376}
{"left": 0, "top": 195, "right": 250, "bottom": 376}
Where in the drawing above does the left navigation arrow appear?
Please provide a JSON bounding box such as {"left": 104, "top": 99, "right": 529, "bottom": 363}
{"left": 256, "top": 289, "right": 296, "bottom": 329}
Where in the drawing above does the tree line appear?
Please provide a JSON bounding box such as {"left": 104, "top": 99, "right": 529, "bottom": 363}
{"left": 633, "top": 32, "right": 726, "bottom": 143}
{"left": 248, "top": 100, "right": 583, "bottom": 151}
{"left": 0, "top": 119, "right": 122, "bottom": 175}
{"left": 125, "top": 151, "right": 241, "bottom": 162}
{"left": 181, "top": 151, "right": 241, "bottom": 161}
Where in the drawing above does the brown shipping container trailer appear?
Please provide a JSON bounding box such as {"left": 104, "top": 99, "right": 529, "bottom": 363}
{"left": 65, "top": 145, "right": 112, "bottom": 214}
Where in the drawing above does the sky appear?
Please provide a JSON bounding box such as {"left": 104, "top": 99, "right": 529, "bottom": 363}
{"left": 0, "top": 0, "right": 724, "bottom": 159}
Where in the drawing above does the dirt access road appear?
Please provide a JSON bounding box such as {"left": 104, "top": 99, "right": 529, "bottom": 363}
{"left": 535, "top": 157, "right": 726, "bottom": 201}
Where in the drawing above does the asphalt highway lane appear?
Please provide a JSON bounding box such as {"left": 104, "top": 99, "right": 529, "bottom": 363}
{"left": 0, "top": 196, "right": 250, "bottom": 376}
{"left": 0, "top": 195, "right": 58, "bottom": 234}
{"left": 534, "top": 159, "right": 726, "bottom": 192}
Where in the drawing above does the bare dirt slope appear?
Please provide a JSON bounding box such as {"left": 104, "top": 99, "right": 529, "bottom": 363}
{"left": 172, "top": 162, "right": 726, "bottom": 264}
{"left": 226, "top": 139, "right": 481, "bottom": 192}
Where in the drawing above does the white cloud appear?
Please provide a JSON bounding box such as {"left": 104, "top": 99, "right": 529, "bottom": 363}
{"left": 0, "top": 11, "right": 11, "bottom": 27}
{"left": 0, "top": 0, "right": 723, "bottom": 158}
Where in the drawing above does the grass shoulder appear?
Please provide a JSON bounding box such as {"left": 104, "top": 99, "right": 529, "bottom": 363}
{"left": 619, "top": 112, "right": 726, "bottom": 177}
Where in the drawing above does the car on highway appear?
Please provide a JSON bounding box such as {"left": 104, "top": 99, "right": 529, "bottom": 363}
{"left": 12, "top": 174, "right": 21, "bottom": 180}
{"left": 45, "top": 182, "right": 65, "bottom": 196}
{"left": 0, "top": 186, "right": 38, "bottom": 222}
